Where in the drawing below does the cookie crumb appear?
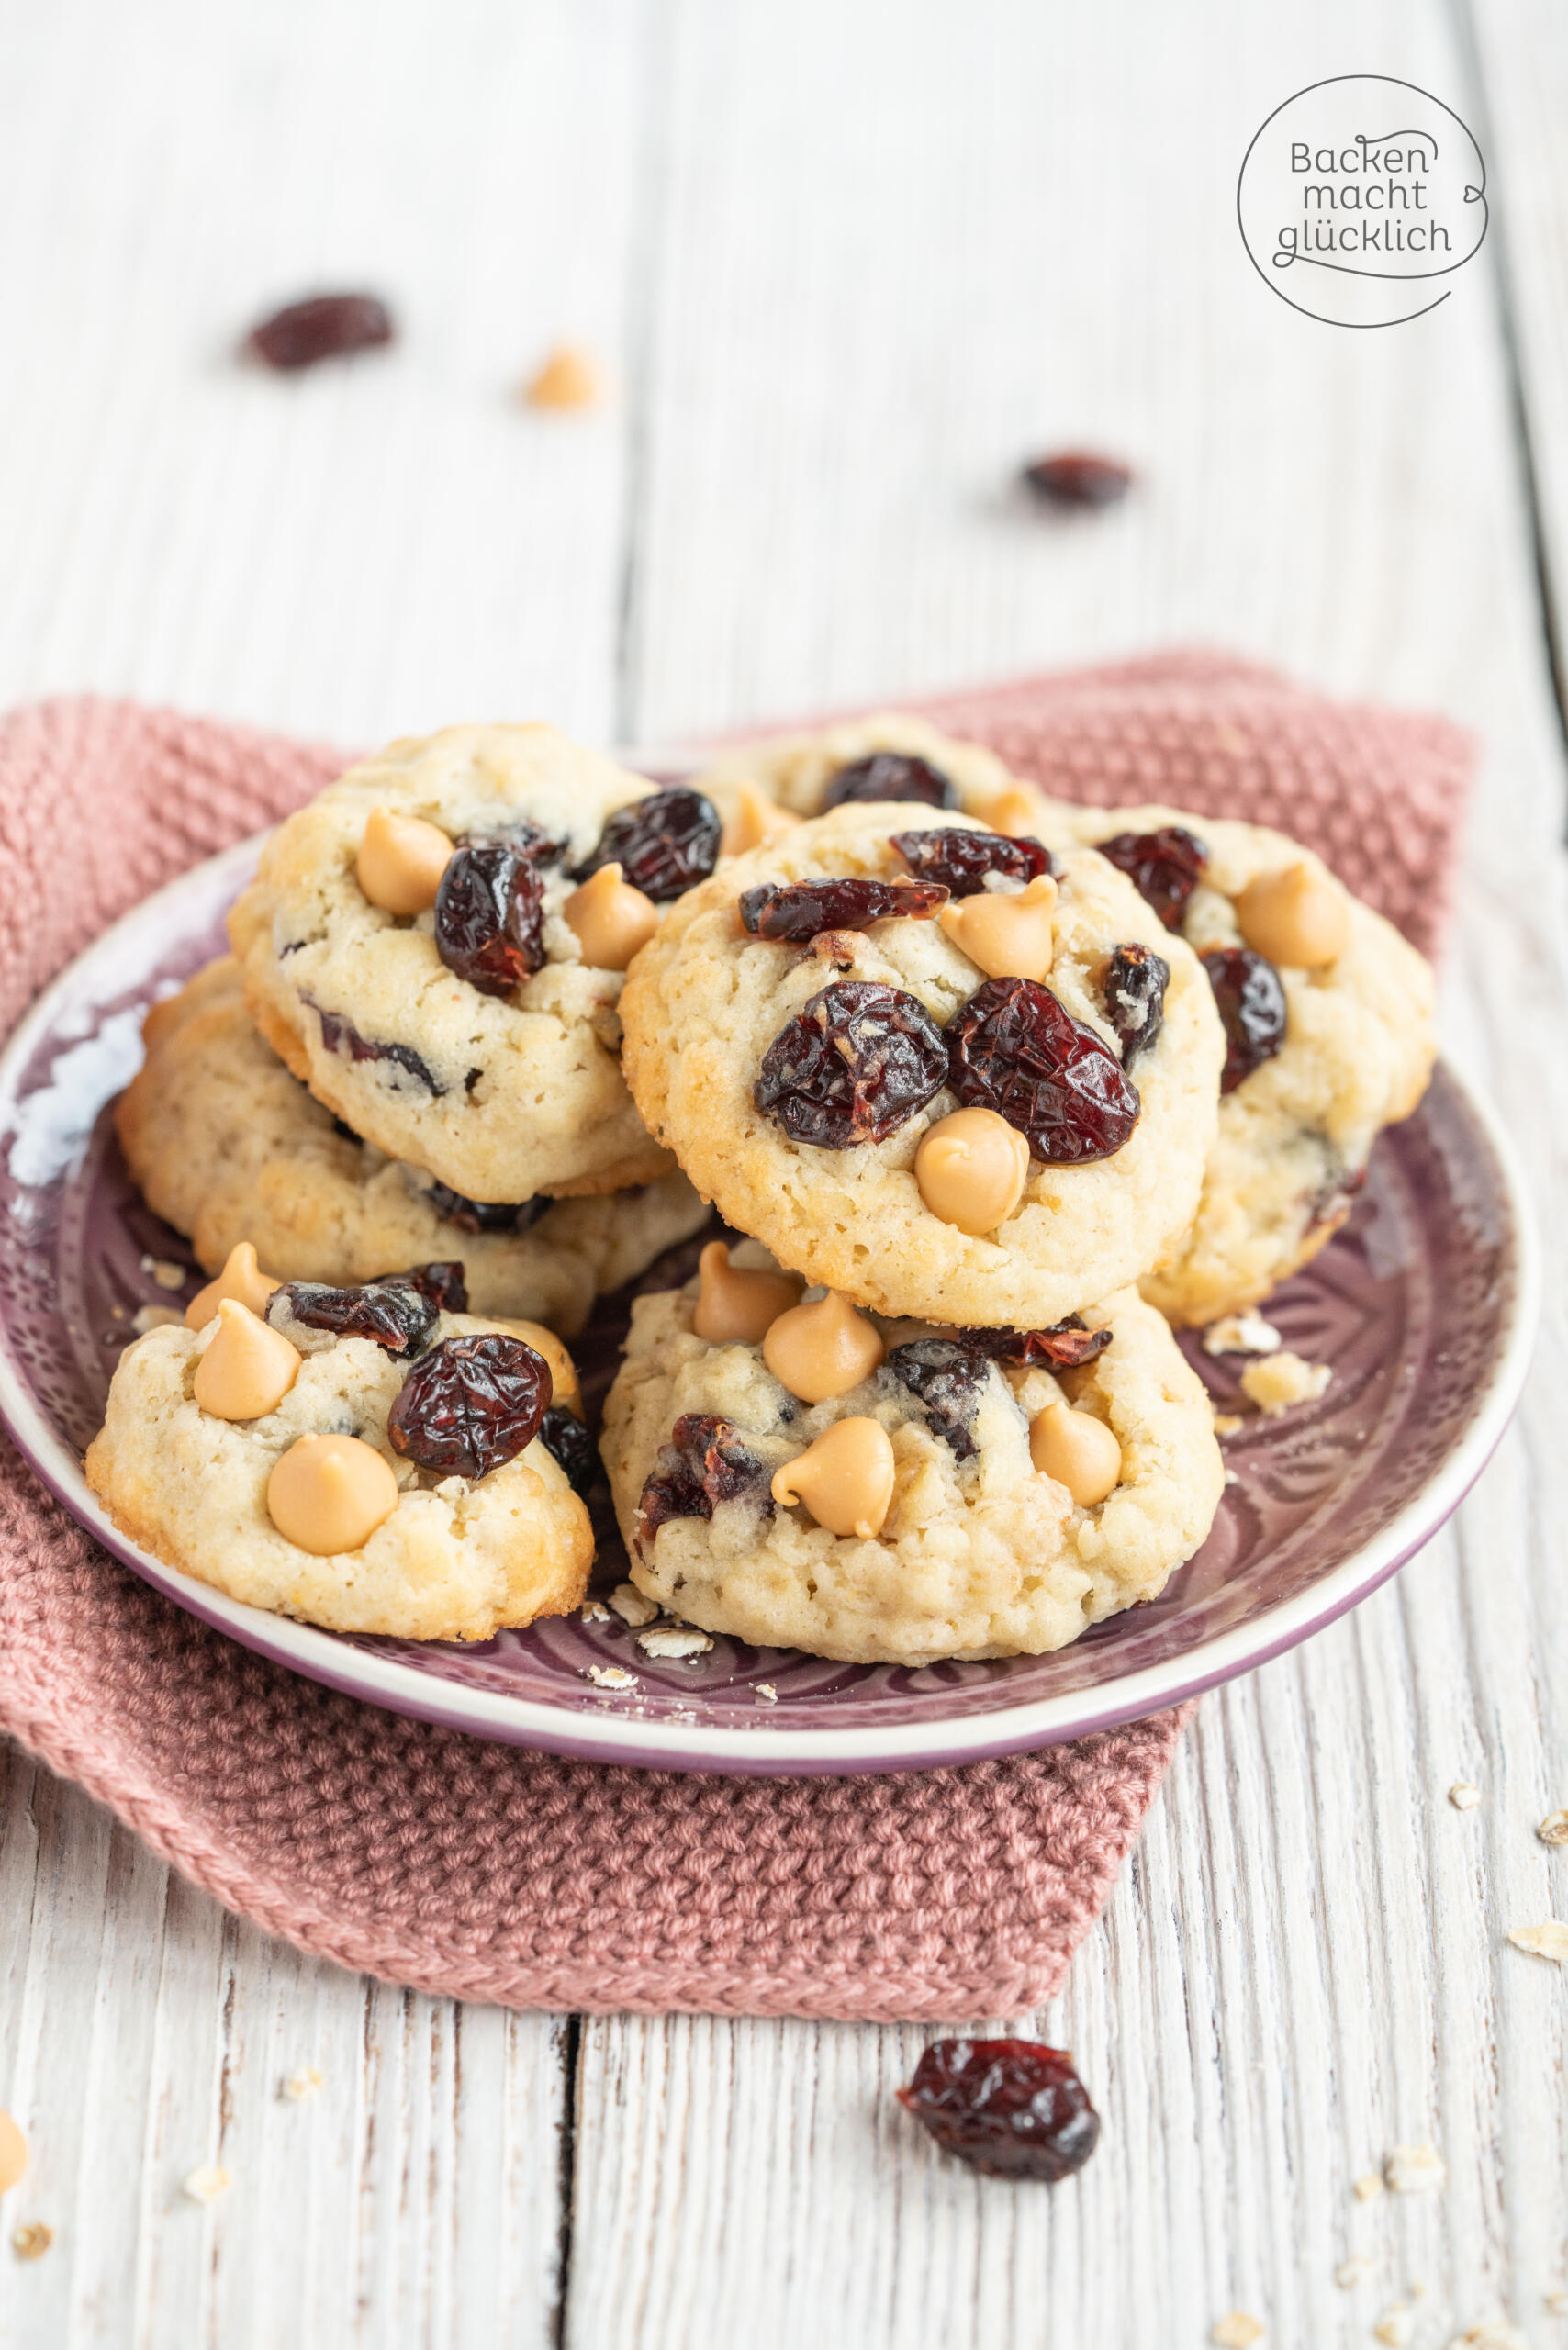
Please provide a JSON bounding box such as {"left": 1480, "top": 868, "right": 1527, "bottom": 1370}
{"left": 1537, "top": 1809, "right": 1568, "bottom": 1847}
{"left": 10, "top": 2222, "right": 51, "bottom": 2261}
{"left": 1507, "top": 1920, "right": 1568, "bottom": 1963}
{"left": 637, "top": 1625, "right": 713, "bottom": 1661}
{"left": 280, "top": 2067, "right": 321, "bottom": 2102}
{"left": 1449, "top": 1782, "right": 1483, "bottom": 1810}
{"left": 1544, "top": 2288, "right": 1568, "bottom": 2314}
{"left": 577, "top": 1600, "right": 611, "bottom": 1624}
{"left": 1375, "top": 2307, "right": 1415, "bottom": 2347}
{"left": 1203, "top": 1310, "right": 1282, "bottom": 1357}
{"left": 1384, "top": 2143, "right": 1446, "bottom": 2196}
{"left": 1223, "top": 1468, "right": 1240, "bottom": 1486}
{"left": 1353, "top": 2173, "right": 1386, "bottom": 2201}
{"left": 1334, "top": 2257, "right": 1372, "bottom": 2288}
{"left": 524, "top": 343, "right": 600, "bottom": 410}
{"left": 131, "top": 1303, "right": 184, "bottom": 1335}
{"left": 182, "top": 2165, "right": 230, "bottom": 2206}
{"left": 1447, "top": 2325, "right": 1528, "bottom": 2349}
{"left": 1239, "top": 1351, "right": 1332, "bottom": 1416}
{"left": 140, "top": 1255, "right": 188, "bottom": 1292}
{"left": 1211, "top": 2314, "right": 1265, "bottom": 2348}
{"left": 1213, "top": 1409, "right": 1245, "bottom": 1437}
{"left": 583, "top": 1664, "right": 637, "bottom": 1692}
{"left": 755, "top": 1682, "right": 778, "bottom": 1704}
{"left": 607, "top": 1583, "right": 658, "bottom": 1629}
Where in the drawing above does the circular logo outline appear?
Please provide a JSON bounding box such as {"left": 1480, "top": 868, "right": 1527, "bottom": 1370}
{"left": 1237, "top": 74, "right": 1488, "bottom": 329}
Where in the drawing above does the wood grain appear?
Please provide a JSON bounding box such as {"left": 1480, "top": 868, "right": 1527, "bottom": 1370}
{"left": 1, "top": 0, "right": 1566, "bottom": 2343}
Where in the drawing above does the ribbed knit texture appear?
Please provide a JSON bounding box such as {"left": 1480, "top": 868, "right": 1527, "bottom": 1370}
{"left": 0, "top": 657, "right": 1473, "bottom": 2017}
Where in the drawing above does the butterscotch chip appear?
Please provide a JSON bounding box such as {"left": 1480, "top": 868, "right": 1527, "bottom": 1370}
{"left": 186, "top": 1240, "right": 280, "bottom": 1331}
{"left": 914, "top": 1107, "right": 1030, "bottom": 1236}
{"left": 355, "top": 807, "right": 453, "bottom": 914}
{"left": 193, "top": 1300, "right": 301, "bottom": 1421}
{"left": 771, "top": 1418, "right": 896, "bottom": 1539}
{"left": 267, "top": 1434, "right": 399, "bottom": 1555}
{"left": 720, "top": 785, "right": 800, "bottom": 856}
{"left": 1235, "top": 861, "right": 1350, "bottom": 968}
{"left": 562, "top": 862, "right": 659, "bottom": 972}
{"left": 762, "top": 1291, "right": 884, "bottom": 1404}
{"left": 937, "top": 873, "right": 1058, "bottom": 981}
{"left": 1030, "top": 1400, "right": 1123, "bottom": 1505}
{"left": 691, "top": 1242, "right": 802, "bottom": 1344}
{"left": 525, "top": 344, "right": 600, "bottom": 409}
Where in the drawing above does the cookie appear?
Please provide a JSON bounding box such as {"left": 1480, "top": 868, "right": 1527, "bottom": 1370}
{"left": 227, "top": 722, "right": 710, "bottom": 1203}
{"left": 117, "top": 959, "right": 709, "bottom": 1336}
{"left": 600, "top": 1247, "right": 1224, "bottom": 1664}
{"left": 620, "top": 807, "right": 1225, "bottom": 1326}
{"left": 1030, "top": 803, "right": 1436, "bottom": 1325}
{"left": 84, "top": 1287, "right": 593, "bottom": 1641}
{"left": 692, "top": 712, "right": 1034, "bottom": 846}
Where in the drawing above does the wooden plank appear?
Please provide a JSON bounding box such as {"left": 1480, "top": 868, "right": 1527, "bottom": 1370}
{"left": 567, "top": 0, "right": 1568, "bottom": 2342}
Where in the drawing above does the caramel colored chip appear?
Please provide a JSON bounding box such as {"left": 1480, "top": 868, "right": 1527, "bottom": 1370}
{"left": 498, "top": 1319, "right": 580, "bottom": 1413}
{"left": 762, "top": 1291, "right": 884, "bottom": 1403}
{"left": 691, "top": 1243, "right": 803, "bottom": 1345}
{"left": 720, "top": 784, "right": 801, "bottom": 856}
{"left": 563, "top": 862, "right": 660, "bottom": 971}
{"left": 771, "top": 1417, "right": 896, "bottom": 1539}
{"left": 193, "top": 1300, "right": 300, "bottom": 1421}
{"left": 1030, "top": 1399, "right": 1123, "bottom": 1505}
{"left": 266, "top": 1433, "right": 399, "bottom": 1556}
{"left": 186, "top": 1241, "right": 280, "bottom": 1331}
{"left": 938, "top": 873, "right": 1058, "bottom": 981}
{"left": 984, "top": 788, "right": 1044, "bottom": 837}
{"left": 0, "top": 2113, "right": 27, "bottom": 2196}
{"left": 914, "top": 1107, "right": 1031, "bottom": 1235}
{"left": 525, "top": 343, "right": 600, "bottom": 410}
{"left": 1235, "top": 861, "right": 1349, "bottom": 968}
{"left": 355, "top": 807, "right": 454, "bottom": 915}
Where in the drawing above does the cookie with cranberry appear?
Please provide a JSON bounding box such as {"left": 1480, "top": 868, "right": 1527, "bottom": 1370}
{"left": 693, "top": 712, "right": 1052, "bottom": 849}
{"left": 228, "top": 723, "right": 709, "bottom": 1203}
{"left": 1029, "top": 803, "right": 1436, "bottom": 1325}
{"left": 599, "top": 1250, "right": 1222, "bottom": 1665}
{"left": 619, "top": 807, "right": 1224, "bottom": 1327}
{"left": 84, "top": 1297, "right": 592, "bottom": 1641}
{"left": 118, "top": 958, "right": 708, "bottom": 1336}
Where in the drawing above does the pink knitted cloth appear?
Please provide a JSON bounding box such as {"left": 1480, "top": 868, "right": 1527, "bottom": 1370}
{"left": 0, "top": 657, "right": 1472, "bottom": 2019}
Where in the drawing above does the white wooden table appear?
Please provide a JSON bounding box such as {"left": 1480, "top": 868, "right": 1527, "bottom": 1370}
{"left": 2, "top": 3, "right": 1565, "bottom": 2343}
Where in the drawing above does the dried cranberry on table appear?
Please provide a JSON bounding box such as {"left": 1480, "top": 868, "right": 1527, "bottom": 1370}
{"left": 266, "top": 1270, "right": 452, "bottom": 1354}
{"left": 538, "top": 1405, "right": 598, "bottom": 1497}
{"left": 898, "top": 2039, "right": 1101, "bottom": 2181}
{"left": 884, "top": 1338, "right": 992, "bottom": 1460}
{"left": 946, "top": 977, "right": 1140, "bottom": 1164}
{"left": 573, "top": 788, "right": 722, "bottom": 901}
{"left": 424, "top": 1182, "right": 550, "bottom": 1237}
{"left": 954, "top": 1316, "right": 1111, "bottom": 1370}
{"left": 820, "top": 754, "right": 959, "bottom": 811}
{"left": 434, "top": 839, "right": 547, "bottom": 995}
{"left": 1020, "top": 451, "right": 1133, "bottom": 509}
{"left": 636, "top": 1412, "right": 768, "bottom": 1546}
{"left": 1201, "top": 946, "right": 1288, "bottom": 1092}
{"left": 890, "top": 827, "right": 1056, "bottom": 898}
{"left": 306, "top": 1001, "right": 444, "bottom": 1096}
{"left": 1094, "top": 827, "right": 1207, "bottom": 932}
{"left": 1103, "top": 942, "right": 1170, "bottom": 1067}
{"left": 754, "top": 979, "right": 948, "bottom": 1147}
{"left": 387, "top": 1334, "right": 552, "bottom": 1478}
{"left": 245, "top": 294, "right": 395, "bottom": 372}
{"left": 738, "top": 877, "right": 947, "bottom": 940}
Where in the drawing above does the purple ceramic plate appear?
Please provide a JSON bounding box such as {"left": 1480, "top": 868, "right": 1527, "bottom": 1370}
{"left": 0, "top": 833, "right": 1539, "bottom": 1774}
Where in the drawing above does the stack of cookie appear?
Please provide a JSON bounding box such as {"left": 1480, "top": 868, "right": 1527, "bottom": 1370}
{"left": 87, "top": 713, "right": 1436, "bottom": 1665}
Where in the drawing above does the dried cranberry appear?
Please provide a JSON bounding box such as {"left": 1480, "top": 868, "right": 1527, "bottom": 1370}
{"left": 946, "top": 978, "right": 1139, "bottom": 1164}
{"left": 755, "top": 979, "right": 948, "bottom": 1148}
{"left": 1021, "top": 452, "right": 1133, "bottom": 509}
{"left": 307, "top": 1001, "right": 444, "bottom": 1096}
{"left": 434, "top": 840, "right": 546, "bottom": 996}
{"left": 898, "top": 2039, "right": 1101, "bottom": 2181}
{"left": 891, "top": 828, "right": 1056, "bottom": 898}
{"left": 738, "top": 877, "right": 947, "bottom": 940}
{"left": 424, "top": 1181, "right": 549, "bottom": 1237}
{"left": 387, "top": 1334, "right": 552, "bottom": 1478}
{"left": 1103, "top": 943, "right": 1169, "bottom": 1067}
{"left": 574, "top": 788, "right": 721, "bottom": 901}
{"left": 954, "top": 1316, "right": 1111, "bottom": 1370}
{"left": 539, "top": 1405, "right": 598, "bottom": 1496}
{"left": 821, "top": 754, "right": 959, "bottom": 811}
{"left": 1095, "top": 828, "right": 1207, "bottom": 932}
{"left": 267, "top": 1273, "right": 443, "bottom": 1355}
{"left": 246, "top": 293, "right": 394, "bottom": 371}
{"left": 1202, "top": 946, "right": 1288, "bottom": 1093}
{"left": 398, "top": 1262, "right": 468, "bottom": 1315}
{"left": 884, "top": 1339, "right": 991, "bottom": 1460}
{"left": 468, "top": 818, "right": 566, "bottom": 869}
{"left": 636, "top": 1412, "right": 767, "bottom": 1547}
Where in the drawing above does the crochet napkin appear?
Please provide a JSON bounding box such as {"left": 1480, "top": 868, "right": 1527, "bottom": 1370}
{"left": 0, "top": 657, "right": 1472, "bottom": 2019}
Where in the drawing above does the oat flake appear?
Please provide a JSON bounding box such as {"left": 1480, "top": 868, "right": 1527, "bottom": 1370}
{"left": 1203, "top": 1310, "right": 1282, "bottom": 1357}
{"left": 10, "top": 2222, "right": 51, "bottom": 2260}
{"left": 637, "top": 1626, "right": 713, "bottom": 1662}
{"left": 1375, "top": 2307, "right": 1415, "bottom": 2347}
{"left": 583, "top": 1664, "right": 637, "bottom": 1692}
{"left": 1537, "top": 1810, "right": 1568, "bottom": 1847}
{"left": 1384, "top": 2144, "right": 1446, "bottom": 2195}
{"left": 182, "top": 2165, "right": 230, "bottom": 2206}
{"left": 1211, "top": 2315, "right": 1265, "bottom": 2349}
{"left": 607, "top": 1583, "right": 658, "bottom": 1628}
{"left": 1334, "top": 2257, "right": 1372, "bottom": 2288}
{"left": 1448, "top": 1782, "right": 1483, "bottom": 1810}
{"left": 755, "top": 1683, "right": 778, "bottom": 1704}
{"left": 1507, "top": 1920, "right": 1568, "bottom": 1963}
{"left": 281, "top": 2067, "right": 322, "bottom": 2102}
{"left": 1353, "top": 2174, "right": 1386, "bottom": 2202}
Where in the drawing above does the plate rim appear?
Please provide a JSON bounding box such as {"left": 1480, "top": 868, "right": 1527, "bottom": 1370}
{"left": 0, "top": 831, "right": 1541, "bottom": 1775}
